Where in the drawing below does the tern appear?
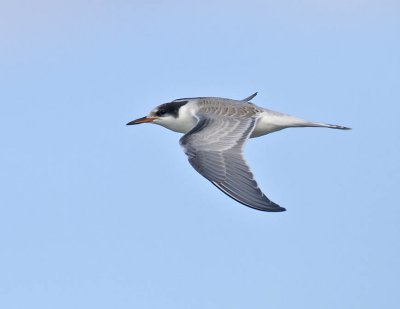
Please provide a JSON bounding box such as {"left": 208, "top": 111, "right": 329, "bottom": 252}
{"left": 127, "top": 92, "right": 350, "bottom": 212}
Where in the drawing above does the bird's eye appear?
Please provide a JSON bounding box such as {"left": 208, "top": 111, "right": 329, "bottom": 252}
{"left": 156, "top": 109, "right": 167, "bottom": 116}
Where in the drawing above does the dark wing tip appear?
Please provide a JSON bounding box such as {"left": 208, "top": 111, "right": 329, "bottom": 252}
{"left": 253, "top": 200, "right": 286, "bottom": 212}
{"left": 264, "top": 204, "right": 286, "bottom": 212}
{"left": 211, "top": 181, "right": 286, "bottom": 212}
{"left": 242, "top": 92, "right": 258, "bottom": 102}
{"left": 240, "top": 200, "right": 286, "bottom": 212}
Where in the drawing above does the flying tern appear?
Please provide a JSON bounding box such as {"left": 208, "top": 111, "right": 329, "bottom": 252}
{"left": 127, "top": 92, "right": 350, "bottom": 212}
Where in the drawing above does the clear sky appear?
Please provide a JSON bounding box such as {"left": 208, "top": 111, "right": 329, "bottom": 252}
{"left": 1, "top": 0, "right": 399, "bottom": 308}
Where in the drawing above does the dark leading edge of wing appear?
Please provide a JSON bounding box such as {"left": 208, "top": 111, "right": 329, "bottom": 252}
{"left": 179, "top": 115, "right": 285, "bottom": 212}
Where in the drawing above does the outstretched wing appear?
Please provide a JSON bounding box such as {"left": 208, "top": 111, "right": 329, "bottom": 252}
{"left": 179, "top": 113, "right": 285, "bottom": 212}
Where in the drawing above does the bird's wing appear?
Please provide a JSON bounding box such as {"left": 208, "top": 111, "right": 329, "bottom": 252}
{"left": 179, "top": 111, "right": 285, "bottom": 212}
{"left": 241, "top": 92, "right": 257, "bottom": 102}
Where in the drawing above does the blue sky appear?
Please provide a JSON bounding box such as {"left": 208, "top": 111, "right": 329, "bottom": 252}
{"left": 1, "top": 0, "right": 399, "bottom": 308}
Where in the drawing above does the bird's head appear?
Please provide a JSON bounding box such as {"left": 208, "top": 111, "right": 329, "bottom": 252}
{"left": 126, "top": 99, "right": 195, "bottom": 133}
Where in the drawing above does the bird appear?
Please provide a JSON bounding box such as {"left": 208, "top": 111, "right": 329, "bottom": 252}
{"left": 127, "top": 92, "right": 350, "bottom": 212}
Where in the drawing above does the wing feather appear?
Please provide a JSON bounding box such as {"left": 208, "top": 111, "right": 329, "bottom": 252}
{"left": 179, "top": 107, "right": 285, "bottom": 212}
{"left": 242, "top": 92, "right": 258, "bottom": 102}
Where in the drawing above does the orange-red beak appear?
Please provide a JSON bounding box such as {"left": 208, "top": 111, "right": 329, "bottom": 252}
{"left": 126, "top": 116, "right": 157, "bottom": 125}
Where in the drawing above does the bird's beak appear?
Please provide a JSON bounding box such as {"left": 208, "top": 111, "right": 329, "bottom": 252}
{"left": 126, "top": 116, "right": 157, "bottom": 125}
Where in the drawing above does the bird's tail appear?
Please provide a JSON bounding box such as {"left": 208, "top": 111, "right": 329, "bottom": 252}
{"left": 273, "top": 113, "right": 352, "bottom": 131}
{"left": 301, "top": 121, "right": 351, "bottom": 130}
{"left": 250, "top": 111, "right": 351, "bottom": 138}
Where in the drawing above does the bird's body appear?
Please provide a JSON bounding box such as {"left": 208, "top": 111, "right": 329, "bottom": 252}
{"left": 127, "top": 93, "right": 350, "bottom": 212}
{"left": 150, "top": 97, "right": 349, "bottom": 136}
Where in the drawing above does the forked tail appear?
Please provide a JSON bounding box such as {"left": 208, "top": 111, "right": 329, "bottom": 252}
{"left": 306, "top": 122, "right": 351, "bottom": 130}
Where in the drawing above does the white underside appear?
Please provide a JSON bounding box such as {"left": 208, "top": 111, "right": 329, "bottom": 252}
{"left": 250, "top": 111, "right": 312, "bottom": 137}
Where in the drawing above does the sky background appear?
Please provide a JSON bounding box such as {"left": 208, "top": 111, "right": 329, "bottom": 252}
{"left": 1, "top": 0, "right": 399, "bottom": 308}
